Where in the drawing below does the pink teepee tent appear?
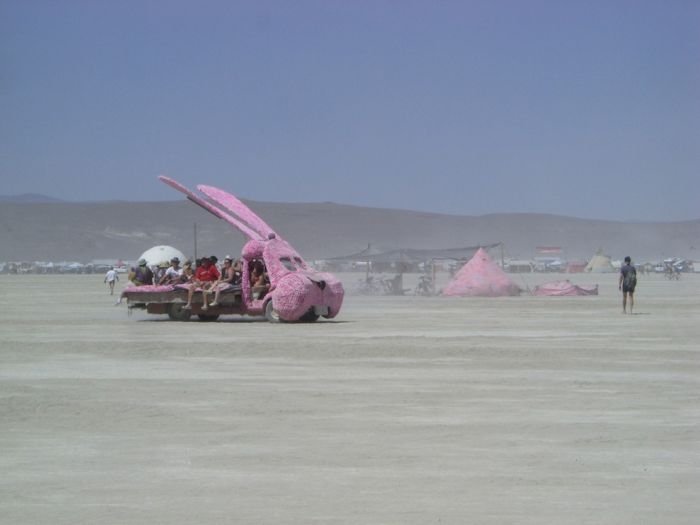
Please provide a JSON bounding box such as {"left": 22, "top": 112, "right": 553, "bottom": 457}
{"left": 442, "top": 248, "right": 521, "bottom": 297}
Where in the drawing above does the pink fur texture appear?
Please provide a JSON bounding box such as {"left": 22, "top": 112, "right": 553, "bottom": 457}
{"left": 122, "top": 284, "right": 175, "bottom": 294}
{"left": 198, "top": 185, "right": 279, "bottom": 241}
{"left": 247, "top": 236, "right": 344, "bottom": 320}
{"left": 159, "top": 176, "right": 263, "bottom": 240}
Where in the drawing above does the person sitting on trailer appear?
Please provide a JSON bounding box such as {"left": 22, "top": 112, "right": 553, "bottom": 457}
{"left": 154, "top": 260, "right": 170, "bottom": 285}
{"left": 181, "top": 260, "right": 194, "bottom": 283}
{"left": 208, "top": 256, "right": 242, "bottom": 307}
{"left": 128, "top": 259, "right": 153, "bottom": 286}
{"left": 183, "top": 256, "right": 220, "bottom": 310}
{"left": 158, "top": 257, "right": 183, "bottom": 285}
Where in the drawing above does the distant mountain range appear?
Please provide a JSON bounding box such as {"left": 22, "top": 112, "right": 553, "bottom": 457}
{"left": 0, "top": 193, "right": 66, "bottom": 203}
{"left": 1, "top": 198, "right": 698, "bottom": 263}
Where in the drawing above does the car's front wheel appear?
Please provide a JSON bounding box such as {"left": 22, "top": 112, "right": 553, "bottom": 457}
{"left": 299, "top": 308, "right": 320, "bottom": 322}
{"left": 264, "top": 300, "right": 281, "bottom": 323}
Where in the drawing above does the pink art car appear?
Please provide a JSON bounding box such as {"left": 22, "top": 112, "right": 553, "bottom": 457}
{"left": 120, "top": 176, "right": 344, "bottom": 322}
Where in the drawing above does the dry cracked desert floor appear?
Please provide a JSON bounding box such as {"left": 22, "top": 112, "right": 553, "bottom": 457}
{"left": 1, "top": 272, "right": 699, "bottom": 524}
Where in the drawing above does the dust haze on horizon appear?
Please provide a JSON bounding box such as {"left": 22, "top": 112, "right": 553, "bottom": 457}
{"left": 1, "top": 1, "right": 698, "bottom": 223}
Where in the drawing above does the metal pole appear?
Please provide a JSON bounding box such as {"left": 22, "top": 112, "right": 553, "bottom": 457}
{"left": 194, "top": 222, "right": 198, "bottom": 263}
{"left": 365, "top": 243, "right": 371, "bottom": 282}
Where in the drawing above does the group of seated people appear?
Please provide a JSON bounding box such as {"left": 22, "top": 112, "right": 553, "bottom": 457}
{"left": 129, "top": 254, "right": 269, "bottom": 310}
{"left": 182, "top": 255, "right": 245, "bottom": 310}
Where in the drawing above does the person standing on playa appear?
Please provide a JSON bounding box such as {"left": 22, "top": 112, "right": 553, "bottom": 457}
{"left": 619, "top": 256, "right": 637, "bottom": 314}
{"left": 104, "top": 267, "right": 119, "bottom": 295}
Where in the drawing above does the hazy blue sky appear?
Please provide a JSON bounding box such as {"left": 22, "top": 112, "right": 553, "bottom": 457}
{"left": 2, "top": 1, "right": 698, "bottom": 221}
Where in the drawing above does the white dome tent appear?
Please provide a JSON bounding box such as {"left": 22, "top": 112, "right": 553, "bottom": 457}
{"left": 138, "top": 245, "right": 186, "bottom": 268}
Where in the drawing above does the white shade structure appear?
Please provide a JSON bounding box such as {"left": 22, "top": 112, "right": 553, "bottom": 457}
{"left": 138, "top": 245, "right": 186, "bottom": 267}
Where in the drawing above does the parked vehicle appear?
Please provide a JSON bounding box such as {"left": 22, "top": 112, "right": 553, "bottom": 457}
{"left": 121, "top": 177, "right": 344, "bottom": 322}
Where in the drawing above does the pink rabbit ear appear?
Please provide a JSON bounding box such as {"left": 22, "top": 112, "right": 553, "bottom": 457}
{"left": 197, "top": 184, "right": 282, "bottom": 241}
{"left": 158, "top": 176, "right": 263, "bottom": 241}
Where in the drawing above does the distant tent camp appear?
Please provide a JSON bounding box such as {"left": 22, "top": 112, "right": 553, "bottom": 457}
{"left": 533, "top": 280, "right": 598, "bottom": 296}
{"left": 584, "top": 251, "right": 615, "bottom": 273}
{"left": 326, "top": 243, "right": 500, "bottom": 265}
{"left": 442, "top": 247, "right": 521, "bottom": 297}
{"left": 565, "top": 261, "right": 587, "bottom": 273}
{"left": 326, "top": 243, "right": 387, "bottom": 263}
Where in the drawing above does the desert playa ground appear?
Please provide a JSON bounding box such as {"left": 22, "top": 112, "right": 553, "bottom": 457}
{"left": 1, "top": 272, "right": 698, "bottom": 524}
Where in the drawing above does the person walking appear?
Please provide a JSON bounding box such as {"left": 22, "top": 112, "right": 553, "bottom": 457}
{"left": 618, "top": 256, "right": 637, "bottom": 314}
{"left": 104, "top": 267, "right": 119, "bottom": 295}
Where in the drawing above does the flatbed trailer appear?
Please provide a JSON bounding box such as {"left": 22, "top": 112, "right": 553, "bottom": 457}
{"left": 122, "top": 284, "right": 246, "bottom": 321}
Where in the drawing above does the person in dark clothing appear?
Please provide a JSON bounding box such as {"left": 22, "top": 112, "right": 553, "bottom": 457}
{"left": 618, "top": 256, "right": 637, "bottom": 314}
{"left": 128, "top": 259, "right": 154, "bottom": 286}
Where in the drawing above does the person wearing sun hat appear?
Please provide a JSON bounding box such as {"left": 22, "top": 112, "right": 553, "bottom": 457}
{"left": 158, "top": 256, "right": 184, "bottom": 285}
{"left": 128, "top": 258, "right": 154, "bottom": 286}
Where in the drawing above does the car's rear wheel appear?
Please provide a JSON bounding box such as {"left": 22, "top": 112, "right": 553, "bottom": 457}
{"left": 197, "top": 314, "right": 220, "bottom": 322}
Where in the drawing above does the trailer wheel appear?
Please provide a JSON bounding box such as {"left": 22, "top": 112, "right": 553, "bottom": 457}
{"left": 197, "top": 314, "right": 220, "bottom": 322}
{"left": 168, "top": 303, "right": 192, "bottom": 321}
{"left": 264, "top": 300, "right": 281, "bottom": 323}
